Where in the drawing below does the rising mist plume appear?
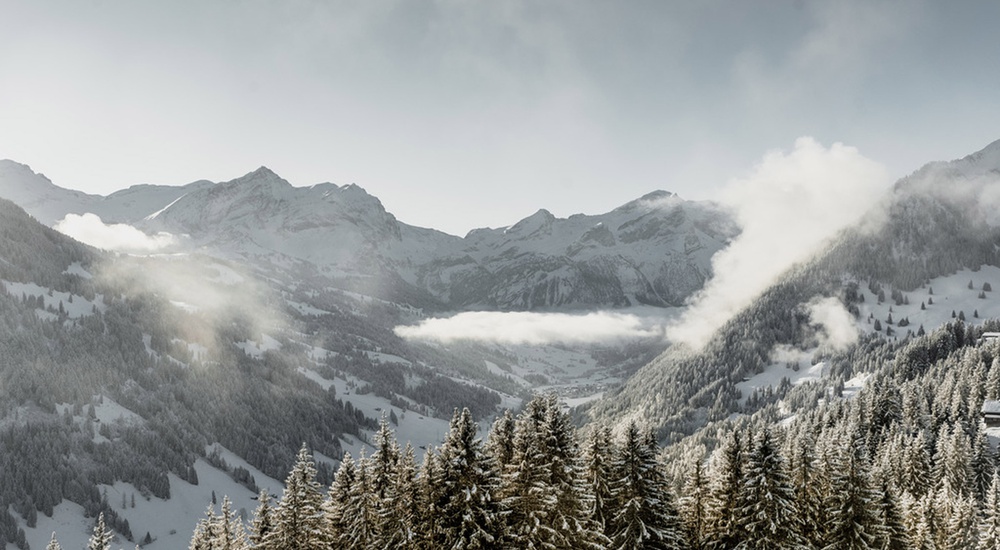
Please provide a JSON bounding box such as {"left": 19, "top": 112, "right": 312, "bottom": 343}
{"left": 667, "top": 137, "right": 890, "bottom": 349}
{"left": 55, "top": 213, "right": 177, "bottom": 253}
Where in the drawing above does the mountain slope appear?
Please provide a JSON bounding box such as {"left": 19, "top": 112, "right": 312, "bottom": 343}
{"left": 0, "top": 161, "right": 738, "bottom": 311}
{"left": 587, "top": 138, "right": 1000, "bottom": 440}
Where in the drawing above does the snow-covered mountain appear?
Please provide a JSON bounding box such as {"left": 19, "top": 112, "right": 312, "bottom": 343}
{"left": 0, "top": 160, "right": 738, "bottom": 310}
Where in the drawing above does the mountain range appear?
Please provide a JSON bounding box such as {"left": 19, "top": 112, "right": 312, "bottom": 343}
{"left": 0, "top": 160, "right": 738, "bottom": 311}
{"left": 1, "top": 138, "right": 1000, "bottom": 548}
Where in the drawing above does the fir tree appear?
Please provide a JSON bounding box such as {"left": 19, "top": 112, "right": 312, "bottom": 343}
{"left": 979, "top": 470, "right": 1000, "bottom": 550}
{"left": 486, "top": 408, "right": 516, "bottom": 470}
{"left": 499, "top": 396, "right": 560, "bottom": 548}
{"left": 734, "top": 429, "right": 804, "bottom": 549}
{"left": 248, "top": 490, "right": 274, "bottom": 548}
{"left": 703, "top": 431, "right": 744, "bottom": 550}
{"left": 88, "top": 513, "right": 113, "bottom": 550}
{"left": 433, "top": 408, "right": 501, "bottom": 549}
{"left": 584, "top": 425, "right": 616, "bottom": 534}
{"left": 608, "top": 421, "right": 686, "bottom": 550}
{"left": 821, "top": 434, "right": 880, "bottom": 550}
{"left": 266, "top": 444, "right": 328, "bottom": 549}
{"left": 214, "top": 496, "right": 248, "bottom": 550}
{"left": 46, "top": 533, "right": 61, "bottom": 550}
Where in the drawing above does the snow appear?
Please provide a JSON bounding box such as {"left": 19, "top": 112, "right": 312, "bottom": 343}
{"left": 63, "top": 261, "right": 93, "bottom": 279}
{"left": 19, "top": 445, "right": 284, "bottom": 550}
{"left": 235, "top": 334, "right": 282, "bottom": 358}
{"left": 3, "top": 280, "right": 106, "bottom": 318}
{"left": 856, "top": 265, "right": 1000, "bottom": 339}
{"left": 736, "top": 359, "right": 827, "bottom": 405}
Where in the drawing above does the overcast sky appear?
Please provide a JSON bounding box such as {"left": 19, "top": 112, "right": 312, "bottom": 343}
{"left": 2, "top": 0, "right": 999, "bottom": 236}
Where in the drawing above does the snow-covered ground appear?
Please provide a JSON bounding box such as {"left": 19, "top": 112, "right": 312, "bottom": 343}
{"left": 856, "top": 265, "right": 1000, "bottom": 338}
{"left": 3, "top": 280, "right": 106, "bottom": 319}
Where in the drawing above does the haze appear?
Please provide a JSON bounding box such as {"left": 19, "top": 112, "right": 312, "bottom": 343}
{"left": 2, "top": 0, "right": 999, "bottom": 236}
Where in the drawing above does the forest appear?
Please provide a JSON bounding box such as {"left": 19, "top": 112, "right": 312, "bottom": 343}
{"left": 105, "top": 319, "right": 1000, "bottom": 550}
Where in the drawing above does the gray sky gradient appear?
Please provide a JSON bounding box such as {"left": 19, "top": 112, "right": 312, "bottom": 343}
{"left": 2, "top": 0, "right": 999, "bottom": 236}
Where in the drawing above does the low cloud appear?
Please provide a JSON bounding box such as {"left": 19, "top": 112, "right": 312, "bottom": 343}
{"left": 54, "top": 213, "right": 177, "bottom": 253}
{"left": 667, "top": 137, "right": 890, "bottom": 349}
{"left": 806, "top": 296, "right": 858, "bottom": 351}
{"left": 394, "top": 310, "right": 666, "bottom": 346}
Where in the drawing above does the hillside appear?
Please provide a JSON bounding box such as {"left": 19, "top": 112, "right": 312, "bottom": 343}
{"left": 586, "top": 138, "right": 1000, "bottom": 441}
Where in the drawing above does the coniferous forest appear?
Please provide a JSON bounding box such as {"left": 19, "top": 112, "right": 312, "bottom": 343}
{"left": 117, "top": 320, "right": 1000, "bottom": 550}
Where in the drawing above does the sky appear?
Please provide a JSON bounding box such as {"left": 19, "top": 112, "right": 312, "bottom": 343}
{"left": 2, "top": 1, "right": 1000, "bottom": 237}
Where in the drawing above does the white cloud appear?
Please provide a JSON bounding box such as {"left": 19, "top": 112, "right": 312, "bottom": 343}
{"left": 394, "top": 310, "right": 665, "bottom": 345}
{"left": 806, "top": 296, "right": 859, "bottom": 351}
{"left": 54, "top": 213, "right": 176, "bottom": 253}
{"left": 667, "top": 137, "right": 890, "bottom": 349}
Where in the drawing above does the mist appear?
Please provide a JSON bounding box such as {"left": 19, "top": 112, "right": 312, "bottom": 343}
{"left": 55, "top": 213, "right": 177, "bottom": 253}
{"left": 667, "top": 137, "right": 890, "bottom": 349}
{"left": 394, "top": 309, "right": 669, "bottom": 346}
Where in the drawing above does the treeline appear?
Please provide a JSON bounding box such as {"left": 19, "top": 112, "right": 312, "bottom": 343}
{"left": 176, "top": 320, "right": 1000, "bottom": 550}
{"left": 181, "top": 395, "right": 684, "bottom": 549}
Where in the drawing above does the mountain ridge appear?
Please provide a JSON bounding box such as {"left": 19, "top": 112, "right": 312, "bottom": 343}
{"left": 0, "top": 161, "right": 738, "bottom": 311}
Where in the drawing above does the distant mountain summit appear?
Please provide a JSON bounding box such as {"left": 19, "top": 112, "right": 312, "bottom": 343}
{"left": 0, "top": 162, "right": 739, "bottom": 310}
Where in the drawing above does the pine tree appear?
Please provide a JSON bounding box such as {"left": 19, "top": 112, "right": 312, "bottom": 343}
{"left": 979, "top": 470, "right": 1000, "bottom": 549}
{"left": 325, "top": 452, "right": 357, "bottom": 545}
{"left": 821, "top": 434, "right": 880, "bottom": 550}
{"left": 339, "top": 450, "right": 378, "bottom": 549}
{"left": 540, "top": 396, "right": 607, "bottom": 549}
{"left": 486, "top": 408, "right": 516, "bottom": 470}
{"left": 872, "top": 481, "right": 907, "bottom": 550}
{"left": 433, "top": 407, "right": 502, "bottom": 549}
{"left": 584, "top": 425, "right": 616, "bottom": 534}
{"left": 607, "top": 421, "right": 686, "bottom": 550}
{"left": 703, "top": 431, "right": 744, "bottom": 550}
{"left": 266, "top": 444, "right": 328, "bottom": 549}
{"left": 679, "top": 456, "right": 708, "bottom": 550}
{"left": 46, "top": 533, "right": 61, "bottom": 550}
{"left": 248, "top": 490, "right": 274, "bottom": 548}
{"left": 734, "top": 429, "right": 804, "bottom": 549}
{"left": 88, "top": 513, "right": 113, "bottom": 550}
{"left": 189, "top": 506, "right": 216, "bottom": 550}
{"left": 215, "top": 496, "right": 248, "bottom": 550}
{"left": 379, "top": 443, "right": 420, "bottom": 549}
{"left": 499, "top": 396, "right": 560, "bottom": 548}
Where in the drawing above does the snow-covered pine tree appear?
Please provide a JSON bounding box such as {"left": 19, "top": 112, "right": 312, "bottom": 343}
{"left": 265, "top": 444, "right": 328, "bottom": 549}
{"left": 872, "top": 481, "right": 907, "bottom": 550}
{"left": 338, "top": 450, "right": 379, "bottom": 549}
{"left": 607, "top": 421, "right": 686, "bottom": 550}
{"left": 378, "top": 442, "right": 420, "bottom": 549}
{"left": 678, "top": 454, "right": 708, "bottom": 550}
{"left": 584, "top": 425, "right": 616, "bottom": 535}
{"left": 369, "top": 417, "right": 401, "bottom": 545}
{"left": 88, "top": 512, "right": 113, "bottom": 550}
{"left": 433, "top": 407, "right": 501, "bottom": 549}
{"left": 486, "top": 408, "right": 516, "bottom": 471}
{"left": 214, "top": 496, "right": 248, "bottom": 550}
{"left": 733, "top": 428, "right": 804, "bottom": 549}
{"left": 324, "top": 452, "right": 356, "bottom": 544}
{"left": 821, "top": 433, "right": 880, "bottom": 550}
{"left": 703, "top": 431, "right": 745, "bottom": 550}
{"left": 248, "top": 489, "right": 275, "bottom": 547}
{"left": 540, "top": 395, "right": 607, "bottom": 549}
{"left": 189, "top": 505, "right": 216, "bottom": 550}
{"left": 46, "top": 532, "right": 61, "bottom": 550}
{"left": 785, "top": 425, "right": 825, "bottom": 549}
{"left": 499, "top": 396, "right": 560, "bottom": 548}
{"left": 979, "top": 469, "right": 1000, "bottom": 550}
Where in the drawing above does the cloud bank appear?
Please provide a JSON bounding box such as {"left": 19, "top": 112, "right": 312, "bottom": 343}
{"left": 667, "top": 137, "right": 890, "bottom": 349}
{"left": 55, "top": 213, "right": 176, "bottom": 253}
{"left": 395, "top": 310, "right": 666, "bottom": 346}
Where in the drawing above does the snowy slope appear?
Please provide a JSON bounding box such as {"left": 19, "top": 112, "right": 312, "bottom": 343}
{"left": 0, "top": 162, "right": 738, "bottom": 311}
